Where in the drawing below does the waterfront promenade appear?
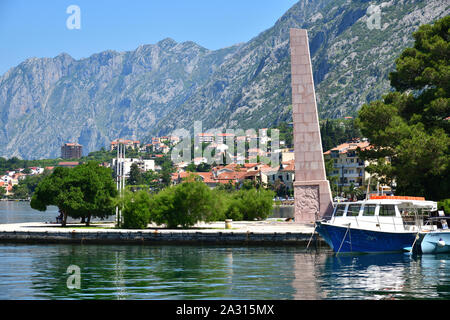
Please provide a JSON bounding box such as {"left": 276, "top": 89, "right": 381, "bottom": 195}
{"left": 0, "top": 219, "right": 324, "bottom": 246}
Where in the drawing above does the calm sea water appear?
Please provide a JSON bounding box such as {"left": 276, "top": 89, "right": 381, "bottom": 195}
{"left": 0, "top": 202, "right": 449, "bottom": 300}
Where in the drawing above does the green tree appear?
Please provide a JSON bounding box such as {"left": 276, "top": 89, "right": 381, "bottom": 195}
{"left": 75, "top": 162, "right": 118, "bottom": 225}
{"left": 324, "top": 158, "right": 339, "bottom": 196}
{"left": 0, "top": 187, "right": 6, "bottom": 198}
{"left": 216, "top": 180, "right": 236, "bottom": 192}
{"left": 160, "top": 160, "right": 175, "bottom": 187}
{"left": 271, "top": 179, "right": 288, "bottom": 198}
{"left": 31, "top": 167, "right": 76, "bottom": 226}
{"left": 31, "top": 162, "right": 117, "bottom": 226}
{"left": 438, "top": 199, "right": 450, "bottom": 214}
{"left": 185, "top": 163, "right": 197, "bottom": 172}
{"left": 127, "top": 163, "right": 143, "bottom": 185}
{"left": 141, "top": 170, "right": 161, "bottom": 191}
{"left": 356, "top": 17, "right": 449, "bottom": 201}
{"left": 320, "top": 119, "right": 361, "bottom": 152}
{"left": 275, "top": 122, "right": 293, "bottom": 148}
{"left": 12, "top": 184, "right": 29, "bottom": 199}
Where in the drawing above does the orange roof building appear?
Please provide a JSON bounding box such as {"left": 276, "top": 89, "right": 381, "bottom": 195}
{"left": 324, "top": 140, "right": 371, "bottom": 188}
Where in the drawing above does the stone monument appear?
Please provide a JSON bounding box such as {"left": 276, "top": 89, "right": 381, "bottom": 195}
{"left": 290, "top": 28, "right": 334, "bottom": 223}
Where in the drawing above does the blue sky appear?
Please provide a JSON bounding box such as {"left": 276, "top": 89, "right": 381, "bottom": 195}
{"left": 0, "top": 0, "right": 298, "bottom": 75}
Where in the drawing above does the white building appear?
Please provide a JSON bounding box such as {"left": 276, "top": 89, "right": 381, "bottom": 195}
{"left": 111, "top": 158, "right": 155, "bottom": 177}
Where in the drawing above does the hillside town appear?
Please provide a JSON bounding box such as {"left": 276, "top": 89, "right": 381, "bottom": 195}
{"left": 1, "top": 126, "right": 384, "bottom": 201}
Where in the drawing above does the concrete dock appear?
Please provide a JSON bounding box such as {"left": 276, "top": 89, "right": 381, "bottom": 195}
{"left": 0, "top": 219, "right": 326, "bottom": 246}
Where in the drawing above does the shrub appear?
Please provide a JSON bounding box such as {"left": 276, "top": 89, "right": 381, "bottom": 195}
{"left": 208, "top": 189, "right": 229, "bottom": 221}
{"left": 121, "top": 190, "right": 152, "bottom": 229}
{"left": 133, "top": 180, "right": 276, "bottom": 228}
{"left": 224, "top": 198, "right": 244, "bottom": 221}
{"left": 226, "top": 188, "right": 274, "bottom": 220}
{"left": 150, "top": 181, "right": 217, "bottom": 228}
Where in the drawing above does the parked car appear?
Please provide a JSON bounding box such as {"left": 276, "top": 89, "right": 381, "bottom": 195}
{"left": 333, "top": 196, "right": 347, "bottom": 202}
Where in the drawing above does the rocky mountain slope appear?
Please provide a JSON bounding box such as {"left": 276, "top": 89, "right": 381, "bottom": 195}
{"left": 0, "top": 0, "right": 448, "bottom": 159}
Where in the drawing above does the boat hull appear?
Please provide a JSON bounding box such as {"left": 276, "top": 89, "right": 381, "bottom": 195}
{"left": 316, "top": 221, "right": 417, "bottom": 253}
{"left": 420, "top": 231, "right": 450, "bottom": 254}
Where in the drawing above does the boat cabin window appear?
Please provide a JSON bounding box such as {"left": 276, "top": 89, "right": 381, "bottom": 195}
{"left": 347, "top": 204, "right": 361, "bottom": 216}
{"left": 334, "top": 204, "right": 346, "bottom": 217}
{"left": 362, "top": 205, "right": 376, "bottom": 216}
{"left": 379, "top": 205, "right": 396, "bottom": 216}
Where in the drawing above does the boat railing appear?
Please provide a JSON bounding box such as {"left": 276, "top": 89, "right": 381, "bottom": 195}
{"left": 424, "top": 216, "right": 450, "bottom": 230}
{"left": 401, "top": 211, "right": 433, "bottom": 231}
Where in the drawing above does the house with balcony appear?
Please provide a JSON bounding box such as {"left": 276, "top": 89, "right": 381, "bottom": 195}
{"left": 324, "top": 140, "right": 371, "bottom": 189}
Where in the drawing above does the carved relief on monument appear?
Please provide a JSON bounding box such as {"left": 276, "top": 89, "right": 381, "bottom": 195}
{"left": 294, "top": 185, "right": 320, "bottom": 221}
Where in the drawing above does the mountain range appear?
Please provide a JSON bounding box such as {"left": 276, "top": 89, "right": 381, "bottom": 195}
{"left": 0, "top": 0, "right": 448, "bottom": 159}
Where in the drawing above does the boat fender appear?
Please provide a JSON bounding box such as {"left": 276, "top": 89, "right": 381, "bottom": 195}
{"left": 437, "top": 239, "right": 445, "bottom": 247}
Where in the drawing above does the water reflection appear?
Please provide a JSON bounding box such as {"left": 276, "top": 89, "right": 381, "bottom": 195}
{"left": 318, "top": 253, "right": 450, "bottom": 300}
{"left": 0, "top": 244, "right": 448, "bottom": 300}
{"left": 23, "top": 246, "right": 300, "bottom": 299}
{"left": 292, "top": 252, "right": 327, "bottom": 299}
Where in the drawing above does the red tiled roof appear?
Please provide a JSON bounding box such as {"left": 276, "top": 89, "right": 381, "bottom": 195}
{"left": 324, "top": 141, "right": 370, "bottom": 155}
{"left": 223, "top": 163, "right": 240, "bottom": 171}
{"left": 58, "top": 162, "right": 79, "bottom": 166}
{"left": 281, "top": 159, "right": 295, "bottom": 172}
{"left": 216, "top": 133, "right": 235, "bottom": 137}
{"left": 111, "top": 139, "right": 139, "bottom": 145}
{"left": 243, "top": 163, "right": 259, "bottom": 168}
{"left": 63, "top": 143, "right": 81, "bottom": 147}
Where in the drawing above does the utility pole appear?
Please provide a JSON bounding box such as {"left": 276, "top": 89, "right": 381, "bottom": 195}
{"left": 115, "top": 139, "right": 126, "bottom": 228}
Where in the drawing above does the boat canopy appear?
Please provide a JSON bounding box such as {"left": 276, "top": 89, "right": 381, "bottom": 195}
{"left": 333, "top": 198, "right": 437, "bottom": 211}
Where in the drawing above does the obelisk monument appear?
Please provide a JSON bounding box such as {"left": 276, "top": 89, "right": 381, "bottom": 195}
{"left": 290, "top": 28, "right": 333, "bottom": 223}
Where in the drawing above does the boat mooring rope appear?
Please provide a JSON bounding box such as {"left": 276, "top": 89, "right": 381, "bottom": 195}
{"left": 336, "top": 223, "right": 351, "bottom": 256}
{"left": 305, "top": 224, "right": 317, "bottom": 252}
{"left": 410, "top": 231, "right": 421, "bottom": 254}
